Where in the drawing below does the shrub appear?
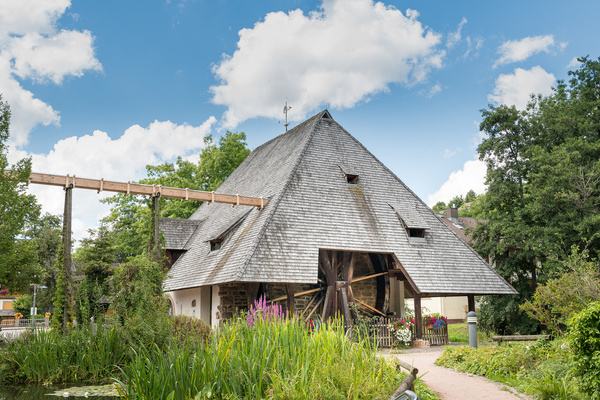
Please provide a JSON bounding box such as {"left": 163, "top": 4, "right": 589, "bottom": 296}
{"left": 568, "top": 301, "right": 600, "bottom": 399}
{"left": 522, "top": 250, "right": 600, "bottom": 334}
{"left": 171, "top": 315, "right": 211, "bottom": 345}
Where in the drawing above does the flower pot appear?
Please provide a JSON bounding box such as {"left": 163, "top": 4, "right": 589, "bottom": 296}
{"left": 427, "top": 324, "right": 433, "bottom": 330}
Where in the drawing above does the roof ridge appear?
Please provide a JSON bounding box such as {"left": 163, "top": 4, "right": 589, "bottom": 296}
{"left": 234, "top": 111, "right": 328, "bottom": 281}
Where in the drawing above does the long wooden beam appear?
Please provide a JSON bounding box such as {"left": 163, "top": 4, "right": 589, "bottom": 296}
{"left": 21, "top": 172, "right": 268, "bottom": 208}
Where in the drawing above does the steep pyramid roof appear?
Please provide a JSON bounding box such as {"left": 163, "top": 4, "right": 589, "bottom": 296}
{"left": 163, "top": 111, "right": 516, "bottom": 296}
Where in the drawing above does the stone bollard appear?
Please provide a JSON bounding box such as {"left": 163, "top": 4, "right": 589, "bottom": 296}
{"left": 467, "top": 311, "right": 477, "bottom": 348}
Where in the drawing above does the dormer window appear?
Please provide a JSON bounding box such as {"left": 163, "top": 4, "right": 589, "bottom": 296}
{"left": 210, "top": 239, "right": 223, "bottom": 251}
{"left": 407, "top": 228, "right": 425, "bottom": 238}
{"left": 346, "top": 174, "right": 359, "bottom": 185}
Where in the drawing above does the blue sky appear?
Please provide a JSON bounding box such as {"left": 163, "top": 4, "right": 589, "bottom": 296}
{"left": 2, "top": 0, "right": 599, "bottom": 241}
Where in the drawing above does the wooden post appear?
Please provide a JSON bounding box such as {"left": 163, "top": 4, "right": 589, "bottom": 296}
{"left": 62, "top": 185, "right": 73, "bottom": 334}
{"left": 414, "top": 294, "right": 423, "bottom": 339}
{"left": 285, "top": 283, "right": 295, "bottom": 316}
{"left": 247, "top": 283, "right": 259, "bottom": 308}
{"left": 467, "top": 295, "right": 476, "bottom": 312}
{"left": 152, "top": 194, "right": 161, "bottom": 263}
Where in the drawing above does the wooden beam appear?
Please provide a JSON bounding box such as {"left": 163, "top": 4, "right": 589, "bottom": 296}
{"left": 285, "top": 283, "right": 295, "bottom": 316}
{"left": 351, "top": 271, "right": 388, "bottom": 283}
{"left": 271, "top": 286, "right": 321, "bottom": 302}
{"left": 62, "top": 185, "right": 73, "bottom": 334}
{"left": 355, "top": 299, "right": 386, "bottom": 317}
{"left": 414, "top": 295, "right": 423, "bottom": 339}
{"left": 468, "top": 295, "right": 476, "bottom": 313}
{"left": 304, "top": 296, "right": 324, "bottom": 322}
{"left": 18, "top": 171, "right": 269, "bottom": 208}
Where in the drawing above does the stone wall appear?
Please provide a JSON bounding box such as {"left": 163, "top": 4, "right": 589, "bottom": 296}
{"left": 217, "top": 283, "right": 248, "bottom": 321}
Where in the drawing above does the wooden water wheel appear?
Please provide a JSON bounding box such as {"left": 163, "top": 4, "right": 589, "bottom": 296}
{"left": 272, "top": 250, "right": 391, "bottom": 322}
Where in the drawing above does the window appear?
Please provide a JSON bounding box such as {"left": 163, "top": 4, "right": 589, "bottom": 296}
{"left": 210, "top": 239, "right": 223, "bottom": 251}
{"left": 407, "top": 228, "right": 425, "bottom": 238}
{"left": 346, "top": 174, "right": 359, "bottom": 185}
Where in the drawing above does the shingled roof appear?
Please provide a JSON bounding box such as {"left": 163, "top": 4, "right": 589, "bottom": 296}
{"left": 163, "top": 111, "right": 516, "bottom": 296}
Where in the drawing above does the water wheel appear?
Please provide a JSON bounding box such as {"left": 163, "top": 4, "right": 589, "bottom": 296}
{"left": 272, "top": 250, "right": 390, "bottom": 322}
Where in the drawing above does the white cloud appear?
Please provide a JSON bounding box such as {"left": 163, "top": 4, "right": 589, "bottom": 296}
{"left": 488, "top": 66, "right": 555, "bottom": 109}
{"left": 211, "top": 0, "right": 445, "bottom": 128}
{"left": 567, "top": 57, "right": 582, "bottom": 69}
{"left": 0, "top": 0, "right": 101, "bottom": 145}
{"left": 427, "top": 158, "right": 487, "bottom": 207}
{"left": 494, "top": 35, "right": 556, "bottom": 67}
{"left": 447, "top": 17, "right": 467, "bottom": 48}
{"left": 8, "top": 117, "right": 216, "bottom": 242}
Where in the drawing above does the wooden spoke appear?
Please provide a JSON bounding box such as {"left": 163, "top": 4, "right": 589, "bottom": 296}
{"left": 304, "top": 296, "right": 324, "bottom": 322}
{"left": 355, "top": 299, "right": 386, "bottom": 317}
{"left": 351, "top": 271, "right": 388, "bottom": 283}
{"left": 271, "top": 286, "right": 322, "bottom": 302}
{"left": 300, "top": 292, "right": 320, "bottom": 317}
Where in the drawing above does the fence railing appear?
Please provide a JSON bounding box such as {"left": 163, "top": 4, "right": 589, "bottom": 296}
{"left": 1, "top": 318, "right": 50, "bottom": 328}
{"left": 346, "top": 316, "right": 449, "bottom": 347}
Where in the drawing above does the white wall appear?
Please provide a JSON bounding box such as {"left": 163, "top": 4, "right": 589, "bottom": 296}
{"left": 165, "top": 286, "right": 221, "bottom": 329}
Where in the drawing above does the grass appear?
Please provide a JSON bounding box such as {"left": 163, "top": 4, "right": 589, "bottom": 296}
{"left": 436, "top": 339, "right": 585, "bottom": 400}
{"left": 447, "top": 322, "right": 492, "bottom": 344}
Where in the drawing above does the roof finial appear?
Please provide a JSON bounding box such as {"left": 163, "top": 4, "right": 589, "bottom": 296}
{"left": 283, "top": 98, "right": 292, "bottom": 131}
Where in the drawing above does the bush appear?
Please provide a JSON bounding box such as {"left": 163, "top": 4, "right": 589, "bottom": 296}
{"left": 569, "top": 301, "right": 600, "bottom": 399}
{"left": 171, "top": 315, "right": 211, "bottom": 345}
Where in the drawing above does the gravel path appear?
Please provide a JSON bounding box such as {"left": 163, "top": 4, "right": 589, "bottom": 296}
{"left": 382, "top": 348, "right": 534, "bottom": 400}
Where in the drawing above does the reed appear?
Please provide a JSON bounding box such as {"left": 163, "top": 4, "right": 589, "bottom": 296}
{"left": 117, "top": 316, "right": 403, "bottom": 399}
{"left": 0, "top": 325, "right": 131, "bottom": 385}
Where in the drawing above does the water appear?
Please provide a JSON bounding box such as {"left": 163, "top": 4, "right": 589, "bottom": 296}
{"left": 0, "top": 384, "right": 118, "bottom": 399}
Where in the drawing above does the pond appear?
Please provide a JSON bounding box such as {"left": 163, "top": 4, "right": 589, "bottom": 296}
{"left": 0, "top": 384, "right": 118, "bottom": 399}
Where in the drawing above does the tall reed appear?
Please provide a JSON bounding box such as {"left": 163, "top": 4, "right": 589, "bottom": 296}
{"left": 117, "top": 316, "right": 403, "bottom": 399}
{"left": 0, "top": 325, "right": 131, "bottom": 385}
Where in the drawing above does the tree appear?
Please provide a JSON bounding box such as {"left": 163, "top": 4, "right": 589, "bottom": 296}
{"left": 0, "top": 95, "right": 41, "bottom": 293}
{"left": 101, "top": 131, "right": 251, "bottom": 261}
{"left": 73, "top": 226, "right": 118, "bottom": 322}
{"left": 473, "top": 56, "right": 600, "bottom": 333}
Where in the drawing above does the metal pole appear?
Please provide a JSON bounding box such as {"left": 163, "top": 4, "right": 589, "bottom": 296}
{"left": 31, "top": 283, "right": 37, "bottom": 329}
{"left": 467, "top": 311, "right": 478, "bottom": 348}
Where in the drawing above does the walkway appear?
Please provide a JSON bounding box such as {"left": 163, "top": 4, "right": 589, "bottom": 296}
{"left": 383, "top": 347, "right": 533, "bottom": 400}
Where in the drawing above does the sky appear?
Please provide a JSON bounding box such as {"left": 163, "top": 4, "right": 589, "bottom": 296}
{"left": 2, "top": 0, "right": 599, "bottom": 243}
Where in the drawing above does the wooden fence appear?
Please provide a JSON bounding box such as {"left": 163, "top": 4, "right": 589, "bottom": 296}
{"left": 346, "top": 317, "right": 449, "bottom": 347}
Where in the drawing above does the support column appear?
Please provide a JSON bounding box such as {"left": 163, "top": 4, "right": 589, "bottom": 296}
{"left": 467, "top": 295, "right": 476, "bottom": 313}
{"left": 62, "top": 185, "right": 73, "bottom": 334}
{"left": 151, "top": 194, "right": 161, "bottom": 263}
{"left": 285, "top": 283, "right": 296, "bottom": 316}
{"left": 247, "top": 283, "right": 259, "bottom": 308}
{"left": 414, "top": 294, "right": 423, "bottom": 339}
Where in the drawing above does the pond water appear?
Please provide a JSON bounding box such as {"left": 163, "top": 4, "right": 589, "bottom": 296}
{"left": 0, "top": 384, "right": 118, "bottom": 399}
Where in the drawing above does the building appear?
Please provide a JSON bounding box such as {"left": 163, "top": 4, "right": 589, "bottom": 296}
{"left": 161, "top": 111, "right": 516, "bottom": 336}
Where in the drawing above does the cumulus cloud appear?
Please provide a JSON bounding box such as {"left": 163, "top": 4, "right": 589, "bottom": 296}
{"left": 488, "top": 66, "right": 555, "bottom": 109}
{"left": 427, "top": 158, "right": 487, "bottom": 207}
{"left": 211, "top": 0, "right": 445, "bottom": 128}
{"left": 0, "top": 0, "right": 101, "bottom": 145}
{"left": 494, "top": 35, "right": 558, "bottom": 67}
{"left": 8, "top": 117, "right": 217, "bottom": 241}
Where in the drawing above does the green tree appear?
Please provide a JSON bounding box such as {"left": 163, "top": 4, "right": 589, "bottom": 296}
{"left": 73, "top": 226, "right": 118, "bottom": 322}
{"left": 101, "top": 131, "right": 251, "bottom": 261}
{"left": 0, "top": 95, "right": 41, "bottom": 293}
{"left": 473, "top": 56, "right": 600, "bottom": 333}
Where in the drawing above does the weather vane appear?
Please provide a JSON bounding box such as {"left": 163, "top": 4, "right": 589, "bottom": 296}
{"left": 283, "top": 98, "right": 292, "bottom": 131}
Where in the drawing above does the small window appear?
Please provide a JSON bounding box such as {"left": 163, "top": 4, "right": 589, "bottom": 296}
{"left": 346, "top": 174, "right": 359, "bottom": 185}
{"left": 191, "top": 299, "right": 196, "bottom": 307}
{"left": 210, "top": 239, "right": 223, "bottom": 251}
{"left": 407, "top": 228, "right": 425, "bottom": 238}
